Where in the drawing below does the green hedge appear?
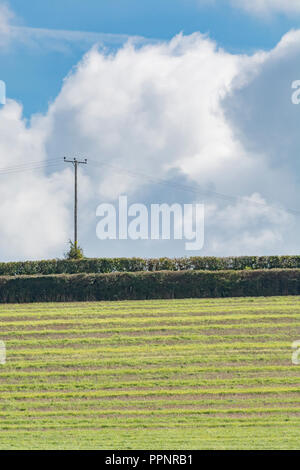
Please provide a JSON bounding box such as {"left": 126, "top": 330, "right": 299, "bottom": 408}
{"left": 0, "top": 269, "right": 299, "bottom": 303}
{"left": 1, "top": 256, "right": 300, "bottom": 276}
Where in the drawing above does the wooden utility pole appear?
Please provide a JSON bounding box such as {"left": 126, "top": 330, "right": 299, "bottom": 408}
{"left": 64, "top": 157, "right": 88, "bottom": 249}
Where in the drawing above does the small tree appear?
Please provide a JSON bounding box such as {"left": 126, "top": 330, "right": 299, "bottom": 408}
{"left": 65, "top": 240, "right": 84, "bottom": 260}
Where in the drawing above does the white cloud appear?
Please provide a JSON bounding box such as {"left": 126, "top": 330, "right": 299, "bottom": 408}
{"left": 205, "top": 194, "right": 294, "bottom": 255}
{"left": 33, "top": 33, "right": 298, "bottom": 257}
{"left": 0, "top": 2, "right": 13, "bottom": 47}
{"left": 7, "top": 26, "right": 153, "bottom": 54}
{"left": 0, "top": 0, "right": 153, "bottom": 53}
{"left": 43, "top": 33, "right": 253, "bottom": 198}
{"left": 1, "top": 27, "right": 300, "bottom": 259}
{"left": 230, "top": 0, "right": 300, "bottom": 15}
{"left": 196, "top": 0, "right": 300, "bottom": 16}
{"left": 0, "top": 100, "right": 72, "bottom": 259}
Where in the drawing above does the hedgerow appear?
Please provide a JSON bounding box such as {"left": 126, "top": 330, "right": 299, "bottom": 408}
{"left": 0, "top": 269, "right": 299, "bottom": 303}
{"left": 1, "top": 256, "right": 300, "bottom": 276}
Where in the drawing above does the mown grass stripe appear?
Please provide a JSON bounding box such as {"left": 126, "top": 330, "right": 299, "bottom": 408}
{"left": 1, "top": 296, "right": 300, "bottom": 449}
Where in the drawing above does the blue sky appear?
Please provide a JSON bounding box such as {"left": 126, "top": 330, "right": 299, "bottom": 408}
{"left": 1, "top": 0, "right": 300, "bottom": 260}
{"left": 8, "top": 0, "right": 300, "bottom": 47}
{"left": 3, "top": 0, "right": 300, "bottom": 117}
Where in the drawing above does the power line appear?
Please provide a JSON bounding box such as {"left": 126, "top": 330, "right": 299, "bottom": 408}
{"left": 0, "top": 157, "right": 61, "bottom": 171}
{"left": 0, "top": 158, "right": 63, "bottom": 176}
{"left": 0, "top": 155, "right": 299, "bottom": 218}
{"left": 88, "top": 157, "right": 300, "bottom": 217}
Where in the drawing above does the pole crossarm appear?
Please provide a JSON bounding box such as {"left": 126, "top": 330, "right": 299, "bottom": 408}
{"left": 64, "top": 157, "right": 88, "bottom": 165}
{"left": 64, "top": 157, "right": 88, "bottom": 249}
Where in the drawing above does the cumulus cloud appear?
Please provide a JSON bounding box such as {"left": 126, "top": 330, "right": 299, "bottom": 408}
{"left": 0, "top": 100, "right": 72, "bottom": 259}
{"left": 1, "top": 29, "right": 300, "bottom": 259}
{"left": 205, "top": 194, "right": 295, "bottom": 255}
{"left": 43, "top": 34, "right": 249, "bottom": 196}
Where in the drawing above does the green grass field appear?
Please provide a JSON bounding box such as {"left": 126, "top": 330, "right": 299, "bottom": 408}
{"left": 0, "top": 296, "right": 300, "bottom": 449}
